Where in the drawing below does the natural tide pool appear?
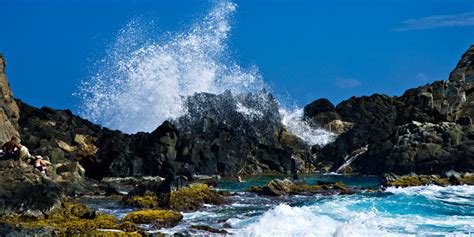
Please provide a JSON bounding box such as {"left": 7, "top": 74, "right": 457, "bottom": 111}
{"left": 81, "top": 174, "right": 474, "bottom": 236}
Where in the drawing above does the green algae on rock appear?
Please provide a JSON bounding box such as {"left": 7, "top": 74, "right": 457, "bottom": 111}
{"left": 381, "top": 172, "right": 474, "bottom": 187}
{"left": 122, "top": 210, "right": 183, "bottom": 228}
{"left": 0, "top": 198, "right": 140, "bottom": 235}
{"left": 122, "top": 191, "right": 160, "bottom": 208}
{"left": 169, "top": 183, "right": 224, "bottom": 211}
{"left": 247, "top": 179, "right": 356, "bottom": 196}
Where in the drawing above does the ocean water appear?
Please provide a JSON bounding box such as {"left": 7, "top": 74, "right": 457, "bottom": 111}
{"left": 83, "top": 174, "right": 474, "bottom": 236}
{"left": 75, "top": 2, "right": 474, "bottom": 235}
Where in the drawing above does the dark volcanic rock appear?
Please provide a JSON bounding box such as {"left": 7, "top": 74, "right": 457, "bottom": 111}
{"left": 16, "top": 89, "right": 309, "bottom": 180}
{"left": 304, "top": 98, "right": 335, "bottom": 116}
{"left": 17, "top": 100, "right": 182, "bottom": 180}
{"left": 304, "top": 98, "right": 341, "bottom": 129}
{"left": 317, "top": 94, "right": 399, "bottom": 169}
{"left": 360, "top": 121, "right": 473, "bottom": 175}
{"left": 176, "top": 90, "right": 307, "bottom": 176}
{"left": 307, "top": 45, "right": 474, "bottom": 175}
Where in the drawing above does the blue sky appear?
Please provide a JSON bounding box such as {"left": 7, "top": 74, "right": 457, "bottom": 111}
{"left": 1, "top": 0, "right": 473, "bottom": 112}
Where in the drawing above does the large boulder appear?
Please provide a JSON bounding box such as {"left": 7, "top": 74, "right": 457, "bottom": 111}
{"left": 304, "top": 98, "right": 340, "bottom": 125}
{"left": 0, "top": 54, "right": 20, "bottom": 144}
{"left": 0, "top": 160, "right": 63, "bottom": 217}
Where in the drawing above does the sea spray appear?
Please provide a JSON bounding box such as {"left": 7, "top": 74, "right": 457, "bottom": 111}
{"left": 79, "top": 1, "right": 261, "bottom": 133}
{"left": 78, "top": 0, "right": 334, "bottom": 146}
{"left": 279, "top": 108, "right": 336, "bottom": 146}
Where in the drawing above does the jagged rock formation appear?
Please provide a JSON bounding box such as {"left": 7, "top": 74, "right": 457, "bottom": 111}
{"left": 306, "top": 45, "right": 474, "bottom": 175}
{"left": 17, "top": 100, "right": 182, "bottom": 179}
{"left": 0, "top": 54, "right": 20, "bottom": 144}
{"left": 176, "top": 91, "right": 308, "bottom": 176}
{"left": 16, "top": 90, "right": 308, "bottom": 180}
{"left": 3, "top": 46, "right": 474, "bottom": 180}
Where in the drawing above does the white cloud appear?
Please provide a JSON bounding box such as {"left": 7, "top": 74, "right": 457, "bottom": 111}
{"left": 335, "top": 78, "right": 361, "bottom": 89}
{"left": 394, "top": 11, "right": 474, "bottom": 31}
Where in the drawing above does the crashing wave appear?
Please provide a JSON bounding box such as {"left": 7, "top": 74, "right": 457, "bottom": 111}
{"left": 78, "top": 0, "right": 334, "bottom": 146}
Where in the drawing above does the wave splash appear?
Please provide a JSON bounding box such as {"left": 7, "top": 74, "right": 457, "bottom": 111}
{"left": 78, "top": 0, "right": 334, "bottom": 146}
{"left": 79, "top": 1, "right": 261, "bottom": 134}
{"left": 236, "top": 185, "right": 474, "bottom": 236}
{"left": 238, "top": 204, "right": 393, "bottom": 237}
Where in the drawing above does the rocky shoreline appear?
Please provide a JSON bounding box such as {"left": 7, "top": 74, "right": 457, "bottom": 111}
{"left": 0, "top": 46, "right": 472, "bottom": 235}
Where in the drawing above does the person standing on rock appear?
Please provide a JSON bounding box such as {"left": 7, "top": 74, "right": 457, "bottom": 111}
{"left": 1, "top": 137, "right": 31, "bottom": 161}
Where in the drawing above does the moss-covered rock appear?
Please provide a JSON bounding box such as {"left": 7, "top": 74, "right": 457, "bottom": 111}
{"left": 0, "top": 198, "right": 140, "bottom": 235}
{"left": 122, "top": 210, "right": 183, "bottom": 228}
{"left": 247, "top": 179, "right": 356, "bottom": 196}
{"left": 169, "top": 183, "right": 224, "bottom": 211}
{"left": 122, "top": 191, "right": 160, "bottom": 208}
{"left": 382, "top": 174, "right": 450, "bottom": 187}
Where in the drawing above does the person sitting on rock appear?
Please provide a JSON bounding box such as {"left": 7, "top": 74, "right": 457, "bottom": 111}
{"left": 2, "top": 137, "right": 22, "bottom": 159}
{"left": 31, "top": 155, "right": 52, "bottom": 174}
{"left": 1, "top": 137, "right": 32, "bottom": 162}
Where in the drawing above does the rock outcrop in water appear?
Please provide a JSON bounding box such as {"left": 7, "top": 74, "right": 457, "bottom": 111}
{"left": 306, "top": 45, "right": 474, "bottom": 175}
{"left": 247, "top": 178, "right": 359, "bottom": 196}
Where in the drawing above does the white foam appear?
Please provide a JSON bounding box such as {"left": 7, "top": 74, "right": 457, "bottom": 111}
{"left": 279, "top": 108, "right": 336, "bottom": 146}
{"left": 236, "top": 102, "right": 264, "bottom": 119}
{"left": 237, "top": 204, "right": 395, "bottom": 237}
{"left": 386, "top": 185, "right": 474, "bottom": 205}
{"left": 236, "top": 185, "right": 474, "bottom": 236}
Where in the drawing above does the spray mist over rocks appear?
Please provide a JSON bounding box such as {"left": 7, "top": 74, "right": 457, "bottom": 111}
{"left": 78, "top": 0, "right": 335, "bottom": 146}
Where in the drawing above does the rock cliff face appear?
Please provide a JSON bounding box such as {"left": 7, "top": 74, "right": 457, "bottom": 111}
{"left": 305, "top": 45, "right": 474, "bottom": 175}
{"left": 0, "top": 54, "right": 20, "bottom": 144}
